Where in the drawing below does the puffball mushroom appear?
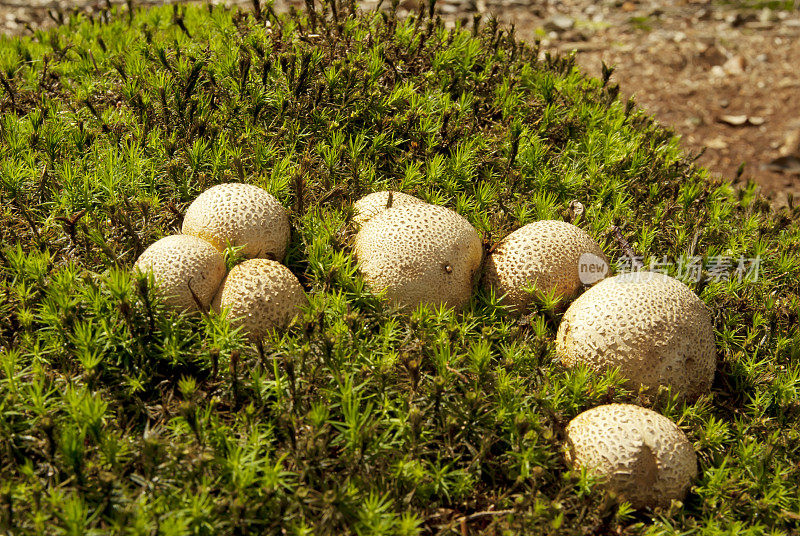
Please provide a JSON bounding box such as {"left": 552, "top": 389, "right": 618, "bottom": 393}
{"left": 483, "top": 220, "right": 608, "bottom": 314}
{"left": 134, "top": 235, "right": 226, "bottom": 312}
{"left": 212, "top": 259, "right": 306, "bottom": 340}
{"left": 565, "top": 404, "right": 697, "bottom": 509}
{"left": 182, "top": 182, "right": 290, "bottom": 260}
{"left": 354, "top": 203, "right": 483, "bottom": 310}
{"left": 556, "top": 271, "right": 716, "bottom": 399}
{"left": 352, "top": 190, "right": 425, "bottom": 227}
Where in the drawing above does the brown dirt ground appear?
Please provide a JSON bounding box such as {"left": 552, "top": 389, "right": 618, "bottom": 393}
{"left": 3, "top": 0, "right": 799, "bottom": 207}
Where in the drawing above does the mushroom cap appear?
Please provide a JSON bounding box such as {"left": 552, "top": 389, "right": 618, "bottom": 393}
{"left": 212, "top": 259, "right": 306, "bottom": 340}
{"left": 556, "top": 271, "right": 716, "bottom": 398}
{"left": 134, "top": 235, "right": 226, "bottom": 312}
{"left": 483, "top": 220, "right": 608, "bottom": 314}
{"left": 352, "top": 191, "right": 425, "bottom": 227}
{"left": 354, "top": 203, "right": 483, "bottom": 310}
{"left": 182, "top": 182, "right": 290, "bottom": 260}
{"left": 565, "top": 403, "right": 697, "bottom": 509}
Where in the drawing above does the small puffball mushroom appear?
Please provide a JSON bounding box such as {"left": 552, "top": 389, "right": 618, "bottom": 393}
{"left": 134, "top": 235, "right": 226, "bottom": 312}
{"left": 352, "top": 191, "right": 425, "bottom": 227}
{"left": 212, "top": 259, "right": 306, "bottom": 340}
{"left": 556, "top": 272, "right": 716, "bottom": 399}
{"left": 182, "top": 182, "right": 290, "bottom": 260}
{"left": 483, "top": 220, "right": 608, "bottom": 314}
{"left": 354, "top": 203, "right": 483, "bottom": 310}
{"left": 565, "top": 404, "right": 697, "bottom": 509}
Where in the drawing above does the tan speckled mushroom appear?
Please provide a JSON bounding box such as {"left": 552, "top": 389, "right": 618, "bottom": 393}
{"left": 182, "top": 182, "right": 290, "bottom": 260}
{"left": 354, "top": 203, "right": 483, "bottom": 310}
{"left": 483, "top": 220, "right": 608, "bottom": 314}
{"left": 134, "top": 235, "right": 226, "bottom": 312}
{"left": 556, "top": 272, "right": 716, "bottom": 399}
{"left": 565, "top": 403, "right": 697, "bottom": 509}
{"left": 212, "top": 259, "right": 306, "bottom": 340}
{"left": 352, "top": 191, "right": 425, "bottom": 227}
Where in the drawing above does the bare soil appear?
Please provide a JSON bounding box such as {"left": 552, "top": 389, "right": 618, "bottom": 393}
{"left": 3, "top": 0, "right": 799, "bottom": 206}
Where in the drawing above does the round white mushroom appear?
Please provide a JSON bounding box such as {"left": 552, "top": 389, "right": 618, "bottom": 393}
{"left": 182, "top": 182, "right": 290, "bottom": 260}
{"left": 212, "top": 259, "right": 306, "bottom": 340}
{"left": 134, "top": 235, "right": 226, "bottom": 312}
{"left": 352, "top": 190, "right": 425, "bottom": 227}
{"left": 556, "top": 271, "right": 716, "bottom": 399}
{"left": 354, "top": 203, "right": 483, "bottom": 310}
{"left": 565, "top": 403, "right": 697, "bottom": 509}
{"left": 483, "top": 220, "right": 608, "bottom": 314}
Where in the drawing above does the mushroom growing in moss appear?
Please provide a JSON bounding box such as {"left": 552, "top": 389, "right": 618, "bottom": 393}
{"left": 212, "top": 259, "right": 305, "bottom": 340}
{"left": 134, "top": 235, "right": 226, "bottom": 312}
{"left": 565, "top": 403, "right": 697, "bottom": 509}
{"left": 483, "top": 220, "right": 608, "bottom": 314}
{"left": 182, "top": 182, "right": 290, "bottom": 260}
{"left": 556, "top": 271, "right": 716, "bottom": 398}
{"left": 352, "top": 190, "right": 425, "bottom": 227}
{"left": 354, "top": 203, "right": 483, "bottom": 310}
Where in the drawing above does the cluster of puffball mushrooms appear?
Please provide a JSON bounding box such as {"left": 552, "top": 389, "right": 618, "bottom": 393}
{"left": 135, "top": 182, "right": 717, "bottom": 510}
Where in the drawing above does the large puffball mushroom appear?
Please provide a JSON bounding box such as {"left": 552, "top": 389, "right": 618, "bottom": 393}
{"left": 556, "top": 272, "right": 716, "bottom": 399}
{"left": 565, "top": 404, "right": 697, "bottom": 509}
{"left": 134, "top": 235, "right": 226, "bottom": 312}
{"left": 182, "top": 182, "right": 290, "bottom": 260}
{"left": 483, "top": 220, "right": 608, "bottom": 314}
{"left": 212, "top": 259, "right": 306, "bottom": 340}
{"left": 352, "top": 191, "right": 425, "bottom": 227}
{"left": 354, "top": 203, "right": 483, "bottom": 310}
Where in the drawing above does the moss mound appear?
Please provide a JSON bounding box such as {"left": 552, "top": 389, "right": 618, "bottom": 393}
{"left": 1, "top": 1, "right": 799, "bottom": 534}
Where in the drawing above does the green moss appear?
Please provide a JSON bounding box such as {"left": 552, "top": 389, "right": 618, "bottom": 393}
{"left": 0, "top": 1, "right": 799, "bottom": 534}
{"left": 717, "top": 0, "right": 799, "bottom": 10}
